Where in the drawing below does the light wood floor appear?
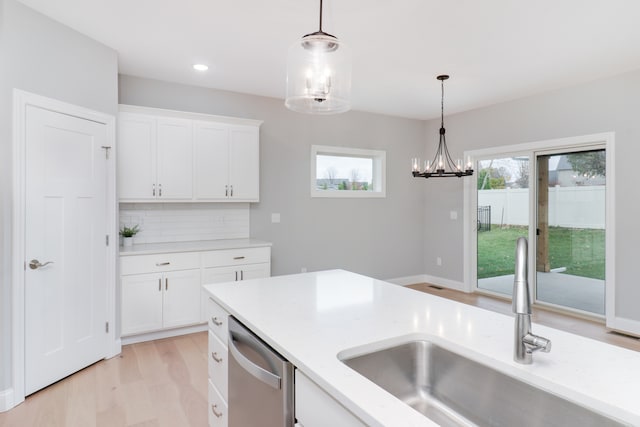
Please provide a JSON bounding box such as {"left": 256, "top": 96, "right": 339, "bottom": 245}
{"left": 407, "top": 283, "right": 640, "bottom": 352}
{"left": 2, "top": 286, "right": 638, "bottom": 427}
{"left": 0, "top": 332, "right": 209, "bottom": 427}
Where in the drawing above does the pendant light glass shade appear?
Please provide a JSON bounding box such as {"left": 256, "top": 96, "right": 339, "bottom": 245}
{"left": 285, "top": 1, "right": 352, "bottom": 114}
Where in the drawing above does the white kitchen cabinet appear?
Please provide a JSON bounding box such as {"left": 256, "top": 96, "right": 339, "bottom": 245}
{"left": 193, "top": 121, "right": 259, "bottom": 201}
{"left": 120, "top": 252, "right": 201, "bottom": 336}
{"left": 118, "top": 105, "right": 262, "bottom": 202}
{"left": 208, "top": 298, "right": 230, "bottom": 427}
{"left": 295, "top": 370, "right": 367, "bottom": 427}
{"left": 117, "top": 112, "right": 193, "bottom": 201}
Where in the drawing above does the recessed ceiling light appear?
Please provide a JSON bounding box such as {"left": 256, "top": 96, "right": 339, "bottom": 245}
{"left": 193, "top": 64, "right": 209, "bottom": 71}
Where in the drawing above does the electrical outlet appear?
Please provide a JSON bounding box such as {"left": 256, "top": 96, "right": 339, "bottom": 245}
{"left": 301, "top": 267, "right": 307, "bottom": 273}
{"left": 271, "top": 213, "right": 281, "bottom": 223}
{"left": 437, "top": 257, "right": 442, "bottom": 266}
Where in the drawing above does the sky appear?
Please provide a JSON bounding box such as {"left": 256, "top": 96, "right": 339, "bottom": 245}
{"left": 316, "top": 155, "right": 373, "bottom": 183}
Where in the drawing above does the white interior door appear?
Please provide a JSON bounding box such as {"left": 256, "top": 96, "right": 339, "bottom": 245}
{"left": 24, "top": 105, "right": 108, "bottom": 395}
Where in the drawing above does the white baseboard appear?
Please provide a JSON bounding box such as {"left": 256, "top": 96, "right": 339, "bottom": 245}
{"left": 384, "top": 275, "right": 429, "bottom": 286}
{"left": 607, "top": 316, "right": 640, "bottom": 338}
{"left": 386, "top": 274, "right": 468, "bottom": 293}
{"left": 121, "top": 323, "right": 208, "bottom": 346}
{"left": 0, "top": 388, "right": 14, "bottom": 413}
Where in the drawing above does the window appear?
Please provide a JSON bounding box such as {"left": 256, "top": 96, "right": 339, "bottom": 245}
{"left": 311, "top": 145, "right": 386, "bottom": 198}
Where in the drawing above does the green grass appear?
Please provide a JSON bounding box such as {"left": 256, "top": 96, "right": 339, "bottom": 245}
{"left": 477, "top": 226, "right": 605, "bottom": 280}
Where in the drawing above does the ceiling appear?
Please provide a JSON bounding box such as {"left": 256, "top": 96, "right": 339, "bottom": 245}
{"left": 17, "top": 0, "right": 640, "bottom": 120}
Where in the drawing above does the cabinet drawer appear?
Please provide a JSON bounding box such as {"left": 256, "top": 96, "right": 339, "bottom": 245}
{"left": 208, "top": 379, "right": 228, "bottom": 427}
{"left": 201, "top": 247, "right": 270, "bottom": 268}
{"left": 208, "top": 297, "right": 229, "bottom": 343}
{"left": 120, "top": 252, "right": 200, "bottom": 275}
{"left": 208, "top": 331, "right": 228, "bottom": 402}
{"left": 295, "top": 370, "right": 366, "bottom": 427}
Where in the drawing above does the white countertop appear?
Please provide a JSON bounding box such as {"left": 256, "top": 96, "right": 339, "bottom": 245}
{"left": 203, "top": 270, "right": 640, "bottom": 427}
{"left": 119, "top": 238, "right": 272, "bottom": 256}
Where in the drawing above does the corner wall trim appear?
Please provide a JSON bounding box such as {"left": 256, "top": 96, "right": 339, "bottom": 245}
{"left": 0, "top": 388, "right": 15, "bottom": 413}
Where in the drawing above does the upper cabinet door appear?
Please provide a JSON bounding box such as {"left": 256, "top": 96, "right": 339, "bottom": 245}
{"left": 194, "top": 121, "right": 230, "bottom": 200}
{"left": 118, "top": 113, "right": 156, "bottom": 200}
{"left": 229, "top": 126, "right": 259, "bottom": 201}
{"left": 156, "top": 118, "right": 193, "bottom": 200}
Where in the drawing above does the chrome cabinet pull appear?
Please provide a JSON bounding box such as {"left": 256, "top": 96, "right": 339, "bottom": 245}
{"left": 159, "top": 183, "right": 162, "bottom": 197}
{"left": 165, "top": 278, "right": 168, "bottom": 291}
{"left": 235, "top": 271, "right": 238, "bottom": 281}
{"left": 211, "top": 404, "right": 223, "bottom": 418}
{"left": 211, "top": 352, "right": 223, "bottom": 363}
{"left": 29, "top": 259, "right": 54, "bottom": 270}
{"left": 155, "top": 262, "right": 170, "bottom": 266}
{"left": 211, "top": 316, "right": 223, "bottom": 326}
{"left": 158, "top": 278, "right": 161, "bottom": 291}
{"left": 230, "top": 185, "right": 233, "bottom": 197}
{"left": 241, "top": 270, "right": 243, "bottom": 280}
{"left": 225, "top": 185, "right": 228, "bottom": 197}
{"left": 152, "top": 184, "right": 156, "bottom": 196}
{"left": 233, "top": 256, "right": 245, "bottom": 260}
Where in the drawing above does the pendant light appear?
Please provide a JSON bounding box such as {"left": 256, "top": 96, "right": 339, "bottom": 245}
{"left": 285, "top": 0, "right": 352, "bottom": 114}
{"left": 412, "top": 75, "right": 473, "bottom": 178}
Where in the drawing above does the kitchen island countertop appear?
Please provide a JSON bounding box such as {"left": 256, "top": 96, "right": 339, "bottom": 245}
{"left": 203, "top": 269, "right": 640, "bottom": 426}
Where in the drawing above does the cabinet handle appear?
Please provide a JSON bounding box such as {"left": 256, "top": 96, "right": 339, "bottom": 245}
{"left": 235, "top": 271, "right": 238, "bottom": 281}
{"left": 152, "top": 184, "right": 156, "bottom": 197}
{"left": 225, "top": 185, "right": 228, "bottom": 197}
{"left": 165, "top": 278, "right": 168, "bottom": 291}
{"left": 233, "top": 256, "right": 245, "bottom": 260}
{"left": 158, "top": 278, "right": 161, "bottom": 291}
{"left": 241, "top": 270, "right": 244, "bottom": 280}
{"left": 155, "top": 262, "right": 170, "bottom": 266}
{"left": 230, "top": 185, "right": 233, "bottom": 197}
{"left": 211, "top": 404, "right": 223, "bottom": 418}
{"left": 211, "top": 316, "right": 223, "bottom": 326}
{"left": 159, "top": 184, "right": 162, "bottom": 197}
{"left": 211, "top": 352, "right": 223, "bottom": 363}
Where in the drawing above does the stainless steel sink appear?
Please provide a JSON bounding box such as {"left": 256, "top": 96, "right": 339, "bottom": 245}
{"left": 341, "top": 340, "right": 627, "bottom": 427}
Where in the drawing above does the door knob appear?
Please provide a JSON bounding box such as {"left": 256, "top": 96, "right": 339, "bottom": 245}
{"left": 29, "top": 259, "right": 54, "bottom": 270}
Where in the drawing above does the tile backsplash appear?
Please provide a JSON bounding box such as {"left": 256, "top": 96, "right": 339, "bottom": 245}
{"left": 119, "top": 203, "right": 250, "bottom": 244}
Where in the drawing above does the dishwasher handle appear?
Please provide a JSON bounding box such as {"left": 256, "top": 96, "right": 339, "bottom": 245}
{"left": 229, "top": 329, "right": 282, "bottom": 390}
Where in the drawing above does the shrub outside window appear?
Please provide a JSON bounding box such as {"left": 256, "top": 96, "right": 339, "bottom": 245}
{"left": 311, "top": 145, "right": 386, "bottom": 198}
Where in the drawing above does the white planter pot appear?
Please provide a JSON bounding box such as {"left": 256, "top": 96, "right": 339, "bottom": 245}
{"left": 123, "top": 236, "right": 133, "bottom": 247}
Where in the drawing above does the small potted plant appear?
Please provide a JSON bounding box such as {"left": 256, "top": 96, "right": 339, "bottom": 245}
{"left": 119, "top": 225, "right": 140, "bottom": 247}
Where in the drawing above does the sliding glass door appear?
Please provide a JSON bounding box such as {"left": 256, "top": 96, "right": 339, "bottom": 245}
{"left": 472, "top": 143, "right": 607, "bottom": 318}
{"left": 535, "top": 149, "right": 606, "bottom": 315}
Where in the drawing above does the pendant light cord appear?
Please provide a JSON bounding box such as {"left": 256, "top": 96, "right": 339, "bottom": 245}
{"left": 319, "top": 0, "right": 324, "bottom": 32}
{"left": 440, "top": 78, "right": 445, "bottom": 129}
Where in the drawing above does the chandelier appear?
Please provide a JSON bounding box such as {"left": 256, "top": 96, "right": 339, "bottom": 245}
{"left": 412, "top": 75, "right": 473, "bottom": 178}
{"left": 285, "top": 0, "right": 352, "bottom": 114}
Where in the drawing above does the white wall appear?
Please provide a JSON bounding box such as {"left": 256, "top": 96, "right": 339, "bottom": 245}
{"left": 423, "top": 68, "right": 640, "bottom": 324}
{"left": 119, "top": 75, "right": 428, "bottom": 281}
{"left": 0, "top": 0, "right": 118, "bottom": 394}
{"left": 479, "top": 186, "right": 605, "bottom": 229}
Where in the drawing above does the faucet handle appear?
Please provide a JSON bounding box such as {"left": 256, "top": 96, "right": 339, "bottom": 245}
{"left": 523, "top": 334, "right": 552, "bottom": 353}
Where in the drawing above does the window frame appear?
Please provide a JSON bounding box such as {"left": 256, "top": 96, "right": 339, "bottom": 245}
{"left": 310, "top": 145, "right": 386, "bottom": 198}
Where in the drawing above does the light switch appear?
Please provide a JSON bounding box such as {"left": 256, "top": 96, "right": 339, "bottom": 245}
{"left": 271, "top": 213, "right": 281, "bottom": 223}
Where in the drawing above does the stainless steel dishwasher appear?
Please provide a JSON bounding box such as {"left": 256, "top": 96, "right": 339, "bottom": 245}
{"left": 228, "top": 316, "right": 294, "bottom": 427}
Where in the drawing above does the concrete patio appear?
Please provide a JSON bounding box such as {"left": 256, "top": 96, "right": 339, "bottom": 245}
{"left": 478, "top": 271, "right": 605, "bottom": 315}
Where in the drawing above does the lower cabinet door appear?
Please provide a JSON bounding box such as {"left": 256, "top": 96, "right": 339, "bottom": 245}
{"left": 208, "top": 331, "right": 228, "bottom": 402}
{"left": 121, "top": 273, "right": 163, "bottom": 336}
{"left": 295, "top": 370, "right": 366, "bottom": 427}
{"left": 209, "top": 379, "right": 228, "bottom": 427}
{"left": 239, "top": 262, "right": 270, "bottom": 281}
{"left": 162, "top": 269, "right": 202, "bottom": 329}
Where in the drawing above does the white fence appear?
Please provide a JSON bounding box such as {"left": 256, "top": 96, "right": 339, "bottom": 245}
{"left": 478, "top": 186, "right": 605, "bottom": 229}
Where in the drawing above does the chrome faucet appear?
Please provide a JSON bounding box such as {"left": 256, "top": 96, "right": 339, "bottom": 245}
{"left": 513, "top": 237, "right": 551, "bottom": 364}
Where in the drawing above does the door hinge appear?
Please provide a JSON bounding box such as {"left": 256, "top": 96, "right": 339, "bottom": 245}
{"left": 101, "top": 146, "right": 112, "bottom": 159}
{"left": 105, "top": 321, "right": 109, "bottom": 333}
{"left": 106, "top": 235, "right": 109, "bottom": 246}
